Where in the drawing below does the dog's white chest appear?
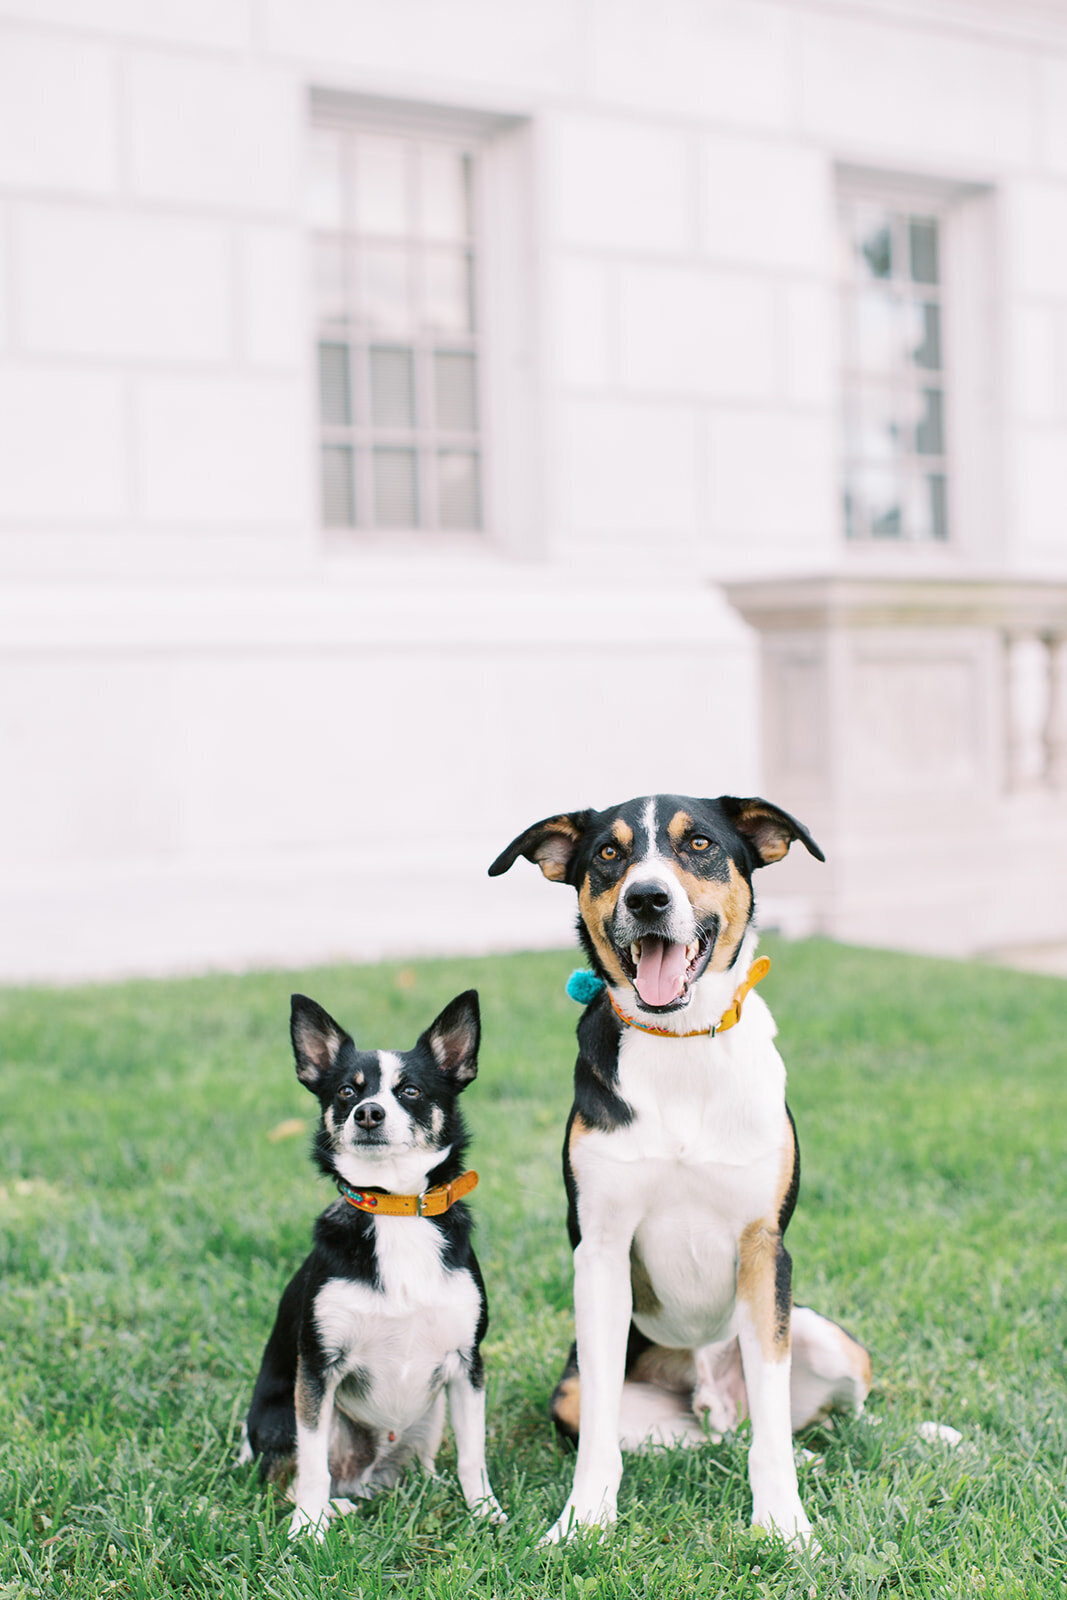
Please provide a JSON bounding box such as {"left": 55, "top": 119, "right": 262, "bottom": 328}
{"left": 612, "top": 1016, "right": 786, "bottom": 1165}
{"left": 314, "top": 1220, "right": 480, "bottom": 1431}
{"left": 573, "top": 1019, "right": 790, "bottom": 1348}
{"left": 628, "top": 1156, "right": 780, "bottom": 1347}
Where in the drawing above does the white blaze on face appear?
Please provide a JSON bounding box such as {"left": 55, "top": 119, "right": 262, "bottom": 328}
{"left": 621, "top": 797, "right": 699, "bottom": 1008}
{"left": 340, "top": 1052, "right": 413, "bottom": 1151}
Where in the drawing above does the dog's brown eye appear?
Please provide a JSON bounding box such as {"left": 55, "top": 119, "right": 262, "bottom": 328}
{"left": 599, "top": 844, "right": 618, "bottom": 861}
{"left": 400, "top": 1085, "right": 420, "bottom": 1101}
{"left": 338, "top": 1085, "right": 355, "bottom": 1100}
{"left": 691, "top": 836, "right": 711, "bottom": 851}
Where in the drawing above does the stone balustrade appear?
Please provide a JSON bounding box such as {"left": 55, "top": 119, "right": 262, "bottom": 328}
{"left": 725, "top": 577, "right": 1067, "bottom": 958}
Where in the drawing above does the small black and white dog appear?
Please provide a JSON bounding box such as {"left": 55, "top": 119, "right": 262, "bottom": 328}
{"left": 240, "top": 989, "right": 505, "bottom": 1540}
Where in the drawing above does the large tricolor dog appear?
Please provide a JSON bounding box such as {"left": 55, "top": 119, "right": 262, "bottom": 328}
{"left": 490, "top": 793, "right": 871, "bottom": 1545}
{"left": 240, "top": 990, "right": 505, "bottom": 1539}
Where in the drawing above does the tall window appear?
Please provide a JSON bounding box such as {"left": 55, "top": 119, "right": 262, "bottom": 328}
{"left": 839, "top": 197, "right": 948, "bottom": 543}
{"left": 308, "top": 121, "right": 483, "bottom": 534}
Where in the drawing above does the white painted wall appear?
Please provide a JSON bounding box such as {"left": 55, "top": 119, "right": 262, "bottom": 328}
{"left": 1, "top": 0, "right": 1066, "bottom": 980}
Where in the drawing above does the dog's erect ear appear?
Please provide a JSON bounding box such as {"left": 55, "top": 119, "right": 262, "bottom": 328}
{"left": 290, "top": 994, "right": 352, "bottom": 1090}
{"left": 488, "top": 810, "right": 593, "bottom": 884}
{"left": 719, "top": 796, "right": 825, "bottom": 867}
{"left": 419, "top": 990, "right": 480, "bottom": 1087}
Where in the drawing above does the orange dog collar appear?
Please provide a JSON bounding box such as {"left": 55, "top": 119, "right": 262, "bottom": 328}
{"left": 336, "top": 1169, "right": 479, "bottom": 1217}
{"left": 607, "top": 957, "right": 771, "bottom": 1038}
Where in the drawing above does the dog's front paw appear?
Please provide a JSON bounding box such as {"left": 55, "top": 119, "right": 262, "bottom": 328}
{"left": 287, "top": 1498, "right": 357, "bottom": 1542}
{"left": 751, "top": 1498, "right": 814, "bottom": 1548}
{"left": 470, "top": 1493, "right": 508, "bottom": 1526}
{"left": 539, "top": 1496, "right": 617, "bottom": 1547}
{"left": 288, "top": 1504, "right": 330, "bottom": 1543}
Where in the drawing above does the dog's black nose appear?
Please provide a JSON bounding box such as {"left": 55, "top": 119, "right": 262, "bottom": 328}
{"left": 624, "top": 881, "right": 672, "bottom": 918}
{"left": 354, "top": 1101, "right": 386, "bottom": 1129}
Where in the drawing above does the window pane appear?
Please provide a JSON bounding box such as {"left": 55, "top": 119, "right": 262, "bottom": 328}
{"left": 847, "top": 468, "right": 904, "bottom": 540}
{"left": 373, "top": 447, "right": 418, "bottom": 527}
{"left": 421, "top": 148, "right": 472, "bottom": 240}
{"left": 899, "top": 472, "right": 948, "bottom": 541}
{"left": 928, "top": 473, "right": 948, "bottom": 540}
{"left": 369, "top": 346, "right": 416, "bottom": 428}
{"left": 318, "top": 342, "right": 352, "bottom": 425}
{"left": 307, "top": 130, "right": 343, "bottom": 227}
{"left": 855, "top": 289, "right": 899, "bottom": 373}
{"left": 850, "top": 208, "right": 893, "bottom": 281}
{"left": 352, "top": 135, "right": 409, "bottom": 237}
{"left": 909, "top": 217, "right": 939, "bottom": 284}
{"left": 906, "top": 300, "right": 941, "bottom": 371}
{"left": 423, "top": 250, "right": 474, "bottom": 333}
{"left": 360, "top": 245, "right": 413, "bottom": 331}
{"left": 434, "top": 351, "right": 477, "bottom": 431}
{"left": 847, "top": 384, "right": 905, "bottom": 465}
{"left": 438, "top": 451, "right": 481, "bottom": 529}
{"left": 914, "top": 387, "right": 944, "bottom": 455}
{"left": 313, "top": 240, "right": 349, "bottom": 324}
{"left": 322, "top": 446, "right": 355, "bottom": 526}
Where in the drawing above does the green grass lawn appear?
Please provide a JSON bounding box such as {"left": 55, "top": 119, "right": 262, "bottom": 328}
{"left": 1, "top": 939, "right": 1064, "bottom": 1599}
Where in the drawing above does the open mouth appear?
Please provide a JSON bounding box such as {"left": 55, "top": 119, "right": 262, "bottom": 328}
{"left": 617, "top": 930, "right": 712, "bottom": 1010}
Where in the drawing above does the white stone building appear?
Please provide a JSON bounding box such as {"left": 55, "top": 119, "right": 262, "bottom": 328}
{"left": 1, "top": 0, "right": 1065, "bottom": 982}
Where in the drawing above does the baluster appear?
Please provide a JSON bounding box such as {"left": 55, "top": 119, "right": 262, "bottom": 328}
{"left": 1003, "top": 631, "right": 1048, "bottom": 794}
{"left": 1003, "top": 632, "right": 1025, "bottom": 793}
{"left": 1045, "top": 633, "right": 1067, "bottom": 792}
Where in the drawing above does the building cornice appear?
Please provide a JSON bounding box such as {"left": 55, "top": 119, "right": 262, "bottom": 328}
{"left": 724, "top": 575, "right": 1067, "bottom": 633}
{"left": 801, "top": 0, "right": 1067, "bottom": 51}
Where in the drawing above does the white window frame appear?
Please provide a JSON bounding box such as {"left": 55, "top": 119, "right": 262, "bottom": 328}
{"left": 836, "top": 167, "right": 1000, "bottom": 564}
{"left": 307, "top": 89, "right": 537, "bottom": 557}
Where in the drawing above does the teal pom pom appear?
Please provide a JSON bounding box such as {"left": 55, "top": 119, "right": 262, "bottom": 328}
{"left": 566, "top": 969, "right": 605, "bottom": 1004}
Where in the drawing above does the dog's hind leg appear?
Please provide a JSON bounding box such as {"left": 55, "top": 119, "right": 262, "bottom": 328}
{"left": 692, "top": 1336, "right": 747, "bottom": 1439}
{"left": 552, "top": 1341, "right": 709, "bottom": 1452}
{"left": 328, "top": 1411, "right": 377, "bottom": 1500}
{"left": 414, "top": 1390, "right": 447, "bottom": 1476}
{"left": 621, "top": 1343, "right": 704, "bottom": 1448}
{"left": 788, "top": 1306, "right": 872, "bottom": 1430}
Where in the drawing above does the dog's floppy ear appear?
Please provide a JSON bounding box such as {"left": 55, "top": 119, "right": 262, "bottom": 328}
{"left": 419, "top": 990, "right": 480, "bottom": 1087}
{"left": 718, "top": 796, "right": 825, "bottom": 867}
{"left": 488, "top": 810, "right": 593, "bottom": 883}
{"left": 290, "top": 994, "right": 352, "bottom": 1090}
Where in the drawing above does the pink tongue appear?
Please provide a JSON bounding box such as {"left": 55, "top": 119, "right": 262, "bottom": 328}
{"left": 634, "top": 937, "right": 688, "bottom": 1008}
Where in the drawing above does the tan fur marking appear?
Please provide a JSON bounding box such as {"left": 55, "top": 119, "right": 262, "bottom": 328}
{"left": 757, "top": 835, "right": 789, "bottom": 863}
{"left": 533, "top": 815, "right": 586, "bottom": 881}
{"left": 667, "top": 810, "right": 693, "bottom": 848}
{"left": 736, "top": 1220, "right": 787, "bottom": 1363}
{"left": 670, "top": 858, "right": 753, "bottom": 973}
{"left": 630, "top": 1241, "right": 663, "bottom": 1317}
{"left": 568, "top": 1112, "right": 592, "bottom": 1155}
{"left": 537, "top": 853, "right": 569, "bottom": 882}
{"left": 733, "top": 804, "right": 792, "bottom": 864}
{"left": 294, "top": 1359, "right": 322, "bottom": 1428}
{"left": 735, "top": 1123, "right": 797, "bottom": 1361}
{"left": 552, "top": 1375, "right": 581, "bottom": 1433}
{"left": 611, "top": 819, "right": 634, "bottom": 849}
{"left": 775, "top": 1114, "right": 797, "bottom": 1220}
{"left": 629, "top": 1345, "right": 696, "bottom": 1394}
{"left": 578, "top": 877, "right": 628, "bottom": 986}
